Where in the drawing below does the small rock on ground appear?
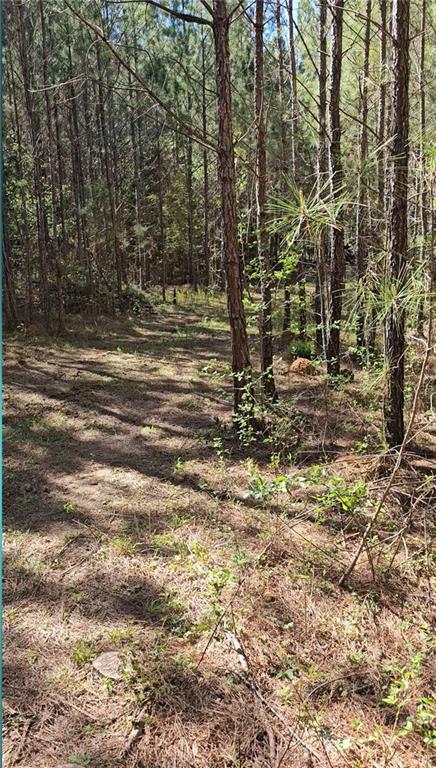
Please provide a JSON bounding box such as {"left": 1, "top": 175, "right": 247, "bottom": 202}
{"left": 92, "top": 651, "right": 123, "bottom": 680}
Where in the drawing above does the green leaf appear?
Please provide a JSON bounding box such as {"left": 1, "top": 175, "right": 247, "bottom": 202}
{"left": 67, "top": 754, "right": 92, "bottom": 766}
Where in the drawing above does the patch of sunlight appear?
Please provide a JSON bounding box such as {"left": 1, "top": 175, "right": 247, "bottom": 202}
{"left": 104, "top": 466, "right": 150, "bottom": 490}
{"left": 107, "top": 535, "right": 140, "bottom": 557}
{"left": 141, "top": 425, "right": 160, "bottom": 437}
{"left": 46, "top": 665, "right": 73, "bottom": 686}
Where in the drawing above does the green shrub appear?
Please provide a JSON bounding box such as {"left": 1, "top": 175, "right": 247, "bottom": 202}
{"left": 288, "top": 339, "right": 315, "bottom": 360}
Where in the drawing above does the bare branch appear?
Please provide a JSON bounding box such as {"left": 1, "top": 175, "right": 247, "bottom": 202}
{"left": 198, "top": 0, "right": 214, "bottom": 16}
{"left": 139, "top": 0, "right": 212, "bottom": 26}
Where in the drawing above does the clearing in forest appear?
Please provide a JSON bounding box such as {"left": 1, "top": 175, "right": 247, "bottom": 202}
{"left": 3, "top": 296, "right": 435, "bottom": 768}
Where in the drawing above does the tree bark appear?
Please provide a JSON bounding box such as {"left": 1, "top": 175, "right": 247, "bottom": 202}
{"left": 326, "top": 0, "right": 345, "bottom": 376}
{"left": 275, "top": 1, "right": 289, "bottom": 176}
{"left": 286, "top": 0, "right": 297, "bottom": 180}
{"left": 15, "top": 0, "right": 51, "bottom": 325}
{"left": 40, "top": 0, "right": 65, "bottom": 332}
{"left": 212, "top": 0, "right": 252, "bottom": 416}
{"left": 377, "top": 0, "right": 387, "bottom": 220}
{"left": 383, "top": 0, "right": 410, "bottom": 447}
{"left": 186, "top": 107, "right": 195, "bottom": 287}
{"left": 96, "top": 42, "right": 123, "bottom": 296}
{"left": 157, "top": 138, "right": 166, "bottom": 302}
{"left": 202, "top": 33, "right": 211, "bottom": 287}
{"left": 3, "top": 219, "right": 18, "bottom": 329}
{"left": 7, "top": 41, "right": 33, "bottom": 321}
{"left": 255, "top": 0, "right": 277, "bottom": 401}
{"left": 287, "top": 0, "right": 306, "bottom": 341}
{"left": 316, "top": 0, "right": 329, "bottom": 356}
{"left": 417, "top": 0, "right": 428, "bottom": 336}
{"left": 355, "top": 0, "right": 371, "bottom": 349}
{"left": 367, "top": 0, "right": 388, "bottom": 353}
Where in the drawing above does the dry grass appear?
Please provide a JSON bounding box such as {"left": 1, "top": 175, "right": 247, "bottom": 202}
{"left": 3, "top": 298, "right": 435, "bottom": 767}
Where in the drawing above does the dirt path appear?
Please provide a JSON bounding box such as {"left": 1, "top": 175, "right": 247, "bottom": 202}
{"left": 3, "top": 306, "right": 434, "bottom": 768}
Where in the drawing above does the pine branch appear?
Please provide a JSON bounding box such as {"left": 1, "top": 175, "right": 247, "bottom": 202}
{"left": 63, "top": 1, "right": 217, "bottom": 153}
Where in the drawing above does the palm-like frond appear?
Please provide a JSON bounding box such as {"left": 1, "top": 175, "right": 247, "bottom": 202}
{"left": 345, "top": 257, "right": 434, "bottom": 333}
{"left": 267, "top": 177, "right": 349, "bottom": 249}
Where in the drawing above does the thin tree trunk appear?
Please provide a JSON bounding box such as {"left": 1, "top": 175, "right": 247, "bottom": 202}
{"left": 83, "top": 79, "right": 104, "bottom": 310}
{"left": 275, "top": 1, "right": 289, "bottom": 176}
{"left": 96, "top": 43, "right": 122, "bottom": 296}
{"left": 212, "top": 0, "right": 252, "bottom": 416}
{"left": 67, "top": 42, "right": 89, "bottom": 282}
{"left": 383, "top": 0, "right": 410, "bottom": 447}
{"left": 186, "top": 119, "right": 195, "bottom": 287}
{"left": 202, "top": 34, "right": 210, "bottom": 287}
{"left": 7, "top": 43, "right": 33, "bottom": 321}
{"left": 3, "top": 221, "right": 18, "bottom": 329}
{"left": 15, "top": 0, "right": 50, "bottom": 325}
{"left": 40, "top": 0, "right": 65, "bottom": 332}
{"left": 157, "top": 138, "right": 166, "bottom": 302}
{"left": 355, "top": 0, "right": 371, "bottom": 349}
{"left": 326, "top": 0, "right": 345, "bottom": 376}
{"left": 316, "top": 0, "right": 329, "bottom": 358}
{"left": 377, "top": 0, "right": 387, "bottom": 220}
{"left": 367, "top": 0, "right": 388, "bottom": 353}
{"left": 255, "top": 0, "right": 277, "bottom": 401}
{"left": 417, "top": 0, "right": 428, "bottom": 336}
{"left": 133, "top": 34, "right": 149, "bottom": 286}
{"left": 277, "top": 0, "right": 291, "bottom": 335}
{"left": 287, "top": 0, "right": 306, "bottom": 340}
{"left": 128, "top": 66, "right": 141, "bottom": 286}
{"left": 286, "top": 0, "right": 297, "bottom": 180}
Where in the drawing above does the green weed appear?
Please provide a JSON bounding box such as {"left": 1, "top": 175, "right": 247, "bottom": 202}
{"left": 71, "top": 639, "right": 98, "bottom": 667}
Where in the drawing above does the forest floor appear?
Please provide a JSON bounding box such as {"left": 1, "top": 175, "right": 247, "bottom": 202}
{"left": 3, "top": 292, "right": 435, "bottom": 768}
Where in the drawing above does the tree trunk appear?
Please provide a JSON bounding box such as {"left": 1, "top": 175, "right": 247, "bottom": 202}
{"left": 157, "top": 138, "right": 166, "bottom": 302}
{"left": 3, "top": 222, "right": 18, "bottom": 329}
{"left": 15, "top": 0, "right": 51, "bottom": 325}
{"left": 286, "top": 0, "right": 297, "bottom": 179}
{"left": 255, "top": 0, "right": 277, "bottom": 401}
{"left": 383, "top": 0, "right": 410, "bottom": 447}
{"left": 355, "top": 0, "right": 371, "bottom": 349}
{"left": 275, "top": 1, "right": 289, "bottom": 176}
{"left": 133, "top": 35, "right": 149, "bottom": 286}
{"left": 377, "top": 0, "right": 387, "bottom": 220}
{"left": 212, "top": 0, "right": 252, "bottom": 416}
{"left": 367, "top": 0, "right": 388, "bottom": 353}
{"left": 127, "top": 65, "right": 141, "bottom": 287}
{"left": 96, "top": 43, "right": 122, "bottom": 296}
{"left": 67, "top": 41, "right": 91, "bottom": 291}
{"left": 417, "top": 0, "right": 428, "bottom": 336}
{"left": 202, "top": 33, "right": 210, "bottom": 287}
{"left": 276, "top": 1, "right": 291, "bottom": 337}
{"left": 7, "top": 42, "right": 33, "bottom": 321}
{"left": 186, "top": 111, "right": 195, "bottom": 287}
{"left": 40, "top": 0, "right": 65, "bottom": 333}
{"left": 326, "top": 0, "right": 345, "bottom": 376}
{"left": 275, "top": 0, "right": 295, "bottom": 332}
{"left": 287, "top": 0, "right": 306, "bottom": 339}
{"left": 316, "top": 0, "right": 329, "bottom": 356}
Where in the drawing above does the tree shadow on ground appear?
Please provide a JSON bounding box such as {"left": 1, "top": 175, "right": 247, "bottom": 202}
{"left": 4, "top": 313, "right": 432, "bottom": 768}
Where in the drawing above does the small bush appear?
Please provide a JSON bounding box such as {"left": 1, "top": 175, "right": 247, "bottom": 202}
{"left": 118, "top": 285, "right": 155, "bottom": 317}
{"left": 288, "top": 339, "right": 315, "bottom": 360}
